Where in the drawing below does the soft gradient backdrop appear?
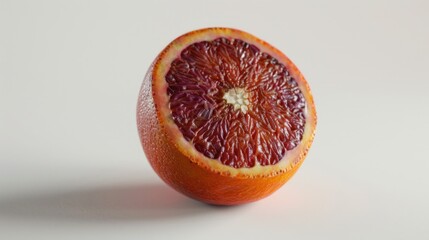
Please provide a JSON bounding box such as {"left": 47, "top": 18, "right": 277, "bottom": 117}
{"left": 1, "top": 0, "right": 428, "bottom": 239}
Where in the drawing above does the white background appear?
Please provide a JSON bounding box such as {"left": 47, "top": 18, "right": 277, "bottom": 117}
{"left": 1, "top": 0, "right": 428, "bottom": 239}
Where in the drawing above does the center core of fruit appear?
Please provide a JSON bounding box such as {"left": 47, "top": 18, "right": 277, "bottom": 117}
{"left": 222, "top": 88, "right": 250, "bottom": 113}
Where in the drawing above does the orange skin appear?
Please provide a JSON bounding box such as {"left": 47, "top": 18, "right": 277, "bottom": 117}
{"left": 137, "top": 28, "right": 316, "bottom": 205}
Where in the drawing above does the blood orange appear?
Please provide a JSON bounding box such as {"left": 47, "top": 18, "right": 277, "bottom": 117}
{"left": 137, "top": 28, "right": 316, "bottom": 205}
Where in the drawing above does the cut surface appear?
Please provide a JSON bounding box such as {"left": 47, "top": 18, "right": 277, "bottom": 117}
{"left": 165, "top": 38, "right": 306, "bottom": 169}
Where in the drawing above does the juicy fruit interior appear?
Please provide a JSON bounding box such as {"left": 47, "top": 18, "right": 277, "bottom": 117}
{"left": 166, "top": 38, "right": 306, "bottom": 168}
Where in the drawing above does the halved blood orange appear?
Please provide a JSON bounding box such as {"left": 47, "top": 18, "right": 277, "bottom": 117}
{"left": 137, "top": 27, "right": 316, "bottom": 205}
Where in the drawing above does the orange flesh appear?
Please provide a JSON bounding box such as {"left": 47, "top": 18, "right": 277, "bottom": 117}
{"left": 166, "top": 38, "right": 306, "bottom": 168}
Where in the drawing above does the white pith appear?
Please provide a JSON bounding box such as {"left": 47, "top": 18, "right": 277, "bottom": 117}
{"left": 223, "top": 88, "right": 250, "bottom": 113}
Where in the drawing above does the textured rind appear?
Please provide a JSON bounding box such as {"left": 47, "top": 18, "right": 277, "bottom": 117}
{"left": 137, "top": 27, "right": 316, "bottom": 205}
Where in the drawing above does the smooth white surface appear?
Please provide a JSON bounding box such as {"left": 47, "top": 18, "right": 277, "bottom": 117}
{"left": 1, "top": 0, "right": 429, "bottom": 239}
